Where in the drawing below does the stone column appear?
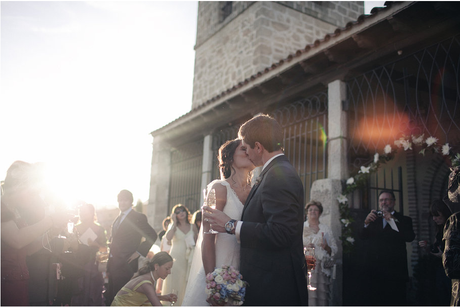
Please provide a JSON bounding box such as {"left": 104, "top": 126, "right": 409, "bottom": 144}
{"left": 147, "top": 135, "right": 172, "bottom": 234}
{"left": 309, "top": 80, "right": 348, "bottom": 305}
{"left": 328, "top": 79, "right": 348, "bottom": 180}
{"left": 201, "top": 135, "right": 214, "bottom": 203}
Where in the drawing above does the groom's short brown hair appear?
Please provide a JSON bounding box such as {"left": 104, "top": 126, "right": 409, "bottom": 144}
{"left": 238, "top": 114, "right": 283, "bottom": 152}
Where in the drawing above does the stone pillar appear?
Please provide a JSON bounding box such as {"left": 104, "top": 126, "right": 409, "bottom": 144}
{"left": 328, "top": 79, "right": 348, "bottom": 180}
{"left": 147, "top": 135, "right": 172, "bottom": 234}
{"left": 201, "top": 135, "right": 214, "bottom": 203}
{"left": 309, "top": 80, "right": 348, "bottom": 305}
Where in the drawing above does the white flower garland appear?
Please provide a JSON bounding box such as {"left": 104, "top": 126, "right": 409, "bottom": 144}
{"left": 337, "top": 134, "right": 459, "bottom": 254}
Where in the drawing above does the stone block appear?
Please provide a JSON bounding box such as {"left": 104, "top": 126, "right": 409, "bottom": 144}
{"left": 255, "top": 6, "right": 275, "bottom": 20}
{"left": 271, "top": 20, "right": 290, "bottom": 32}
{"left": 256, "top": 26, "right": 273, "bottom": 38}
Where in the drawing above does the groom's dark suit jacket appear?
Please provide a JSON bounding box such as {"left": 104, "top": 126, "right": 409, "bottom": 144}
{"left": 106, "top": 209, "right": 157, "bottom": 304}
{"left": 240, "top": 155, "right": 308, "bottom": 306}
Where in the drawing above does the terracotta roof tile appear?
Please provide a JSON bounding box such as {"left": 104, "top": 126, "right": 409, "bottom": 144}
{"left": 152, "top": 2, "right": 392, "bottom": 134}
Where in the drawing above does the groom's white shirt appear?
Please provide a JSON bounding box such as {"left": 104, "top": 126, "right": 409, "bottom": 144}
{"left": 235, "top": 153, "right": 284, "bottom": 243}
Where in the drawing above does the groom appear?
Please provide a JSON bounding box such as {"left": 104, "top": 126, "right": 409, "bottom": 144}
{"left": 203, "top": 114, "right": 308, "bottom": 305}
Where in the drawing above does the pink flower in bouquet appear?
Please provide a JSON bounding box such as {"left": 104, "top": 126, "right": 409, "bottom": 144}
{"left": 205, "top": 265, "right": 248, "bottom": 305}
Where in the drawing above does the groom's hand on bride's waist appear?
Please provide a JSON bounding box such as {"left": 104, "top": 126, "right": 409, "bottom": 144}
{"left": 202, "top": 205, "right": 230, "bottom": 233}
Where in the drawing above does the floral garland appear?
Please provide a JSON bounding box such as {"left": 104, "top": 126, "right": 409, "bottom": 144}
{"left": 337, "top": 134, "right": 460, "bottom": 254}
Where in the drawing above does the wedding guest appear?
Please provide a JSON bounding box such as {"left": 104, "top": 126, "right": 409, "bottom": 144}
{"left": 1, "top": 160, "right": 71, "bottom": 306}
{"left": 192, "top": 210, "right": 202, "bottom": 232}
{"left": 157, "top": 216, "right": 172, "bottom": 294}
{"left": 161, "top": 204, "right": 197, "bottom": 305}
{"left": 159, "top": 216, "right": 172, "bottom": 253}
{"left": 202, "top": 114, "right": 309, "bottom": 305}
{"left": 106, "top": 190, "right": 157, "bottom": 306}
{"left": 71, "top": 203, "right": 108, "bottom": 306}
{"left": 158, "top": 216, "right": 171, "bottom": 242}
{"left": 361, "top": 190, "right": 415, "bottom": 305}
{"left": 111, "top": 251, "right": 177, "bottom": 306}
{"left": 303, "top": 200, "right": 338, "bottom": 306}
{"left": 417, "top": 199, "right": 452, "bottom": 305}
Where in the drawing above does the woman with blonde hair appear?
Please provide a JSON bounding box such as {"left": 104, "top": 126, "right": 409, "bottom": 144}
{"left": 161, "top": 204, "right": 197, "bottom": 305}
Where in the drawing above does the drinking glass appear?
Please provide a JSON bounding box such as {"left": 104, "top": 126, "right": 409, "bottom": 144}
{"left": 304, "top": 247, "right": 317, "bottom": 291}
{"left": 170, "top": 288, "right": 178, "bottom": 306}
{"left": 204, "top": 189, "right": 218, "bottom": 234}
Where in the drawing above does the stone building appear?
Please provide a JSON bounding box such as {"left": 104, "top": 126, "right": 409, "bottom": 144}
{"left": 148, "top": 2, "right": 460, "bottom": 304}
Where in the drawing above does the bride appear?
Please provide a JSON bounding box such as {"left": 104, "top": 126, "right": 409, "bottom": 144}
{"left": 182, "top": 138, "right": 254, "bottom": 305}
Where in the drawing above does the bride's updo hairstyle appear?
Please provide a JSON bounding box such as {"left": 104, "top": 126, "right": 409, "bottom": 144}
{"left": 218, "top": 138, "right": 242, "bottom": 179}
{"left": 136, "top": 251, "right": 173, "bottom": 276}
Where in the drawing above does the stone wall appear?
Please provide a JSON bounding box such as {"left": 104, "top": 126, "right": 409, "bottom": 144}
{"left": 192, "top": 1, "right": 364, "bottom": 108}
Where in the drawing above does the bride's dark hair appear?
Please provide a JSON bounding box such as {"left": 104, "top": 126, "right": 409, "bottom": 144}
{"left": 218, "top": 139, "right": 242, "bottom": 179}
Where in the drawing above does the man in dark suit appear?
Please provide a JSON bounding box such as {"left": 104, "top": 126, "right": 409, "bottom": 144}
{"left": 203, "top": 114, "right": 308, "bottom": 305}
{"left": 105, "top": 190, "right": 157, "bottom": 306}
{"left": 361, "top": 190, "right": 415, "bottom": 305}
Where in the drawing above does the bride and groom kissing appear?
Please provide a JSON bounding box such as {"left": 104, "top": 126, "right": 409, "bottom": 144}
{"left": 183, "top": 114, "right": 308, "bottom": 306}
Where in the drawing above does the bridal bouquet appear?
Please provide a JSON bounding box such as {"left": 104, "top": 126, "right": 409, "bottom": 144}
{"left": 205, "top": 265, "right": 248, "bottom": 306}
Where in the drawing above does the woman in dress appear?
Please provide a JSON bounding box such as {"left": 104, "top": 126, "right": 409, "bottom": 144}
{"left": 419, "top": 199, "right": 452, "bottom": 305}
{"left": 111, "top": 251, "right": 177, "bottom": 306}
{"left": 71, "top": 203, "right": 108, "bottom": 306}
{"left": 161, "top": 204, "right": 198, "bottom": 305}
{"left": 1, "top": 161, "right": 71, "bottom": 306}
{"left": 303, "top": 200, "right": 338, "bottom": 306}
{"left": 182, "top": 138, "right": 254, "bottom": 305}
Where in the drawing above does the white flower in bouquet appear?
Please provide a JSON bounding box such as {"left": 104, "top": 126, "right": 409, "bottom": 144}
{"left": 426, "top": 136, "right": 438, "bottom": 147}
{"left": 346, "top": 237, "right": 355, "bottom": 244}
{"left": 206, "top": 265, "right": 248, "bottom": 306}
{"left": 374, "top": 153, "right": 379, "bottom": 163}
{"left": 443, "top": 143, "right": 451, "bottom": 156}
{"left": 384, "top": 144, "right": 392, "bottom": 154}
{"left": 359, "top": 166, "right": 370, "bottom": 174}
{"left": 346, "top": 177, "right": 354, "bottom": 185}
{"left": 412, "top": 134, "right": 424, "bottom": 145}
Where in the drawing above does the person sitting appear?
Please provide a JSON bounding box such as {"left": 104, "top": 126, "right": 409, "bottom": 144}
{"left": 111, "top": 251, "right": 177, "bottom": 306}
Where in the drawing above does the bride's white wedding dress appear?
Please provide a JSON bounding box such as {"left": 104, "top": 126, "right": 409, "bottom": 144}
{"left": 182, "top": 180, "right": 244, "bottom": 306}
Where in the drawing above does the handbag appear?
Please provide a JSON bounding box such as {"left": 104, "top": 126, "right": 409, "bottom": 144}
{"left": 323, "top": 256, "right": 335, "bottom": 268}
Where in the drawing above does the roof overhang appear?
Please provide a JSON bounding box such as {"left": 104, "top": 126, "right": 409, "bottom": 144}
{"left": 151, "top": 1, "right": 460, "bottom": 146}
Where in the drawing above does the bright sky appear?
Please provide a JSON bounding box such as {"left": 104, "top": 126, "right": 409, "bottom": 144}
{"left": 1, "top": 1, "right": 385, "bottom": 210}
{"left": 1, "top": 1, "right": 198, "bottom": 209}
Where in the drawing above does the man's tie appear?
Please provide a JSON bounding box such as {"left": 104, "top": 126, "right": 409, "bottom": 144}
{"left": 113, "top": 213, "right": 125, "bottom": 233}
